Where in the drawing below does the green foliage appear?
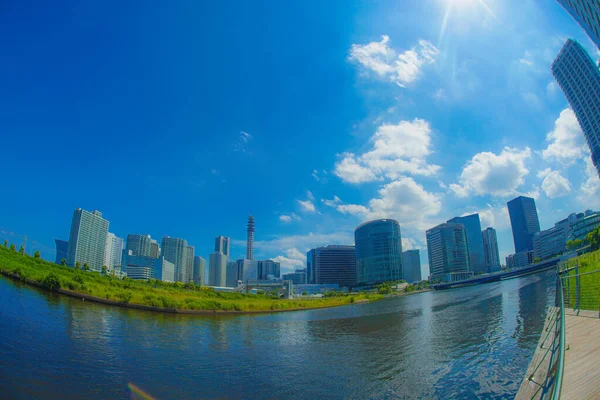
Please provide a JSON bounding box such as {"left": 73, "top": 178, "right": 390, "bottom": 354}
{"left": 350, "top": 296, "right": 355, "bottom": 303}
{"left": 40, "top": 273, "right": 61, "bottom": 291}
{"left": 405, "top": 284, "right": 415, "bottom": 293}
{"left": 3, "top": 240, "right": 7, "bottom": 247}
{"left": 9, "top": 244, "right": 16, "bottom": 251}
{"left": 18, "top": 246, "right": 24, "bottom": 255}
{"left": 301, "top": 291, "right": 307, "bottom": 296}
{"left": 586, "top": 227, "right": 600, "bottom": 252}
{"left": 533, "top": 257, "right": 541, "bottom": 263}
{"left": 101, "top": 265, "right": 107, "bottom": 276}
{"left": 34, "top": 250, "right": 40, "bottom": 259}
{"left": 60, "top": 258, "right": 66, "bottom": 266}
{"left": 573, "top": 239, "right": 583, "bottom": 249}
{"left": 75, "top": 262, "right": 81, "bottom": 270}
{"left": 83, "top": 263, "right": 90, "bottom": 271}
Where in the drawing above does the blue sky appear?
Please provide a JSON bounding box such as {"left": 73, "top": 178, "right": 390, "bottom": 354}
{"left": 1, "top": 0, "right": 599, "bottom": 279}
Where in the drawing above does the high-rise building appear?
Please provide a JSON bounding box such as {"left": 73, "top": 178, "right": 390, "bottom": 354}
{"left": 66, "top": 208, "right": 109, "bottom": 272}
{"left": 507, "top": 196, "right": 541, "bottom": 253}
{"left": 426, "top": 223, "right": 470, "bottom": 280}
{"left": 402, "top": 250, "right": 422, "bottom": 283}
{"left": 121, "top": 250, "right": 174, "bottom": 282}
{"left": 306, "top": 245, "right": 357, "bottom": 287}
{"left": 557, "top": 1, "right": 600, "bottom": 49}
{"left": 103, "top": 232, "right": 124, "bottom": 270}
{"left": 126, "top": 234, "right": 153, "bottom": 257}
{"left": 209, "top": 252, "right": 227, "bottom": 286}
{"left": 247, "top": 215, "right": 255, "bottom": 260}
{"left": 226, "top": 261, "right": 239, "bottom": 287}
{"left": 150, "top": 240, "right": 160, "bottom": 258}
{"left": 534, "top": 213, "right": 582, "bottom": 260}
{"left": 282, "top": 268, "right": 307, "bottom": 285}
{"left": 183, "top": 245, "right": 194, "bottom": 283}
{"left": 257, "top": 260, "right": 280, "bottom": 280}
{"left": 447, "top": 213, "right": 486, "bottom": 274}
{"left": 161, "top": 237, "right": 189, "bottom": 282}
{"left": 552, "top": 39, "right": 600, "bottom": 175}
{"left": 482, "top": 227, "right": 501, "bottom": 272}
{"left": 193, "top": 256, "right": 206, "bottom": 286}
{"left": 355, "top": 219, "right": 403, "bottom": 285}
{"left": 214, "top": 236, "right": 230, "bottom": 259}
{"left": 237, "top": 259, "right": 259, "bottom": 283}
{"left": 54, "top": 239, "right": 68, "bottom": 265}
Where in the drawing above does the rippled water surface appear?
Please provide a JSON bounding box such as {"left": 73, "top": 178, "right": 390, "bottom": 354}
{"left": 0, "top": 272, "right": 556, "bottom": 399}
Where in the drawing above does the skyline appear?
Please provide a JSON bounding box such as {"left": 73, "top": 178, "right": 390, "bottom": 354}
{"left": 2, "top": 0, "right": 600, "bottom": 279}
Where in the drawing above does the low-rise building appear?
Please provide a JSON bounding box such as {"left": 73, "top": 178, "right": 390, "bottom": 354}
{"left": 506, "top": 250, "right": 533, "bottom": 269}
{"left": 569, "top": 210, "right": 600, "bottom": 242}
{"left": 282, "top": 268, "right": 307, "bottom": 285}
{"left": 441, "top": 271, "right": 474, "bottom": 283}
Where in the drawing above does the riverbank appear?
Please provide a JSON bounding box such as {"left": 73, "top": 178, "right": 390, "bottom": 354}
{"left": 0, "top": 245, "right": 382, "bottom": 314}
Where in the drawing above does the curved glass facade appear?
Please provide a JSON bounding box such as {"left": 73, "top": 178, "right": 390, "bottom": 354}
{"left": 354, "top": 219, "right": 403, "bottom": 285}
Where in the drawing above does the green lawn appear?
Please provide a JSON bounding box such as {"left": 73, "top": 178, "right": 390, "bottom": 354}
{"left": 0, "top": 245, "right": 383, "bottom": 312}
{"left": 561, "top": 249, "right": 600, "bottom": 311}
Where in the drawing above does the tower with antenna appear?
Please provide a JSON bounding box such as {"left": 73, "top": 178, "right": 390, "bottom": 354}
{"left": 246, "top": 214, "right": 255, "bottom": 260}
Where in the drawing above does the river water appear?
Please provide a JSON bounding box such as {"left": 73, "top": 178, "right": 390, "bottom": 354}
{"left": 0, "top": 271, "right": 556, "bottom": 399}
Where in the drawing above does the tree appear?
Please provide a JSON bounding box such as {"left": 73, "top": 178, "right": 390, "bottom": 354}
{"left": 302, "top": 291, "right": 308, "bottom": 296}
{"left": 83, "top": 263, "right": 90, "bottom": 271}
{"left": 101, "top": 265, "right": 107, "bottom": 276}
{"left": 34, "top": 250, "right": 40, "bottom": 259}
{"left": 533, "top": 257, "right": 541, "bottom": 263}
{"left": 75, "top": 261, "right": 81, "bottom": 270}
{"left": 566, "top": 240, "right": 575, "bottom": 251}
{"left": 18, "top": 246, "right": 24, "bottom": 255}
{"left": 41, "top": 273, "right": 61, "bottom": 291}
{"left": 586, "top": 227, "right": 600, "bottom": 252}
{"left": 9, "top": 244, "right": 16, "bottom": 251}
{"left": 61, "top": 258, "right": 66, "bottom": 266}
{"left": 3, "top": 240, "right": 7, "bottom": 247}
{"left": 573, "top": 239, "right": 583, "bottom": 249}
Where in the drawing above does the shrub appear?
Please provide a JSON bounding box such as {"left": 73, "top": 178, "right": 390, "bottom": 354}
{"left": 41, "top": 273, "right": 61, "bottom": 291}
{"left": 66, "top": 281, "right": 78, "bottom": 291}
{"left": 350, "top": 297, "right": 355, "bottom": 303}
{"left": 117, "top": 291, "right": 133, "bottom": 303}
{"left": 10, "top": 244, "right": 16, "bottom": 251}
{"left": 73, "top": 274, "right": 84, "bottom": 284}
{"left": 34, "top": 250, "right": 40, "bottom": 259}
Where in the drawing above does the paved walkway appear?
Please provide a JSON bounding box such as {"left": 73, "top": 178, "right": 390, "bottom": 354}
{"left": 516, "top": 308, "right": 600, "bottom": 399}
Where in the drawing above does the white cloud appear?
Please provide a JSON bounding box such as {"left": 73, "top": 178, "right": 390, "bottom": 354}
{"left": 539, "top": 169, "right": 571, "bottom": 198}
{"left": 542, "top": 108, "right": 586, "bottom": 165}
{"left": 519, "top": 51, "right": 534, "bottom": 67}
{"left": 235, "top": 131, "right": 253, "bottom": 152}
{"left": 402, "top": 237, "right": 417, "bottom": 250}
{"left": 321, "top": 196, "right": 341, "bottom": 207}
{"left": 240, "top": 131, "right": 252, "bottom": 142}
{"left": 306, "top": 191, "right": 315, "bottom": 201}
{"left": 336, "top": 204, "right": 370, "bottom": 216}
{"left": 547, "top": 81, "right": 558, "bottom": 95}
{"left": 334, "top": 119, "right": 440, "bottom": 184}
{"left": 349, "top": 36, "right": 439, "bottom": 87}
{"left": 279, "top": 213, "right": 300, "bottom": 223}
{"left": 298, "top": 199, "right": 316, "bottom": 213}
{"left": 334, "top": 153, "right": 379, "bottom": 183}
{"left": 270, "top": 248, "right": 307, "bottom": 272}
{"left": 521, "top": 92, "right": 542, "bottom": 109}
{"left": 450, "top": 147, "right": 532, "bottom": 197}
{"left": 433, "top": 88, "right": 445, "bottom": 100}
{"left": 312, "top": 169, "right": 328, "bottom": 183}
{"left": 579, "top": 156, "right": 600, "bottom": 208}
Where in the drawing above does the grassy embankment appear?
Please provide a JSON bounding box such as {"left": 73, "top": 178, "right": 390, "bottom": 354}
{"left": 0, "top": 245, "right": 382, "bottom": 313}
{"left": 561, "top": 249, "right": 600, "bottom": 311}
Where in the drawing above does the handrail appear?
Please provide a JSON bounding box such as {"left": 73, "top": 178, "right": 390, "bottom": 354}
{"left": 550, "top": 274, "right": 565, "bottom": 400}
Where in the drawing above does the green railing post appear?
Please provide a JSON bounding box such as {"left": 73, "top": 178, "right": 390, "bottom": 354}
{"left": 575, "top": 266, "right": 580, "bottom": 315}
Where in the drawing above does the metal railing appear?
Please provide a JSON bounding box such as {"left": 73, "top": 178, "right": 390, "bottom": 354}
{"left": 524, "top": 271, "right": 566, "bottom": 399}
{"left": 560, "top": 266, "right": 600, "bottom": 317}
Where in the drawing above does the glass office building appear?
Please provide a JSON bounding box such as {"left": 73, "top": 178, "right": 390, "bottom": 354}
{"left": 306, "top": 245, "right": 357, "bottom": 287}
{"left": 355, "top": 219, "right": 403, "bottom": 285}
{"left": 66, "top": 208, "right": 109, "bottom": 272}
{"left": 552, "top": 39, "right": 600, "bottom": 176}
{"left": 193, "top": 256, "right": 206, "bottom": 286}
{"left": 54, "top": 239, "right": 69, "bottom": 265}
{"left": 402, "top": 249, "right": 421, "bottom": 283}
{"left": 426, "top": 223, "right": 470, "bottom": 279}
{"left": 447, "top": 213, "right": 486, "bottom": 274}
{"left": 161, "top": 237, "right": 189, "bottom": 282}
{"left": 557, "top": 0, "right": 600, "bottom": 49}
{"left": 507, "top": 196, "right": 541, "bottom": 253}
{"left": 482, "top": 227, "right": 501, "bottom": 272}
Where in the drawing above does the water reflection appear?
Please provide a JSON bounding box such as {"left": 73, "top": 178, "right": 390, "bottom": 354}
{"left": 0, "top": 272, "right": 556, "bottom": 400}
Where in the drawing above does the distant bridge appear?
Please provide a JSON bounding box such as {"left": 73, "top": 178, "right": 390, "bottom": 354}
{"left": 431, "top": 257, "right": 560, "bottom": 290}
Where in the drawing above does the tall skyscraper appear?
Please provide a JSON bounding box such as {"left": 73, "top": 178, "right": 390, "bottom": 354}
{"left": 354, "top": 219, "right": 403, "bottom": 285}
{"left": 214, "top": 236, "right": 230, "bottom": 259}
{"left": 126, "top": 234, "right": 153, "bottom": 257}
{"left": 402, "top": 250, "right": 422, "bottom": 283}
{"left": 209, "top": 252, "right": 227, "bottom": 286}
{"left": 150, "top": 239, "right": 160, "bottom": 258}
{"left": 66, "top": 208, "right": 109, "bottom": 271}
{"left": 447, "top": 213, "right": 486, "bottom": 274}
{"left": 552, "top": 39, "right": 600, "bottom": 175}
{"left": 306, "top": 245, "right": 357, "bottom": 287}
{"left": 247, "top": 215, "right": 255, "bottom": 260}
{"left": 482, "top": 227, "right": 501, "bottom": 272}
{"left": 193, "top": 256, "right": 206, "bottom": 286}
{"left": 426, "top": 223, "right": 470, "bottom": 279}
{"left": 557, "top": 1, "right": 600, "bottom": 49}
{"left": 161, "top": 237, "right": 189, "bottom": 282}
{"left": 185, "top": 245, "right": 195, "bottom": 283}
{"left": 54, "top": 239, "right": 68, "bottom": 265}
{"left": 257, "top": 260, "right": 281, "bottom": 280}
{"left": 103, "top": 232, "right": 124, "bottom": 270}
{"left": 507, "top": 196, "right": 541, "bottom": 253}
{"left": 226, "top": 261, "right": 239, "bottom": 287}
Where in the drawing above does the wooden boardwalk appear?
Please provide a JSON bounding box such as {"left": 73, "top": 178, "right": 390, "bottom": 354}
{"left": 516, "top": 308, "right": 600, "bottom": 399}
{"left": 561, "top": 309, "right": 600, "bottom": 400}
